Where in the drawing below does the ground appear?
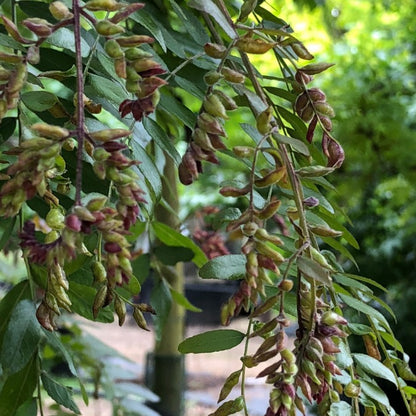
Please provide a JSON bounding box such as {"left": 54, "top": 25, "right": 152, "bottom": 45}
{"left": 59, "top": 316, "right": 284, "bottom": 416}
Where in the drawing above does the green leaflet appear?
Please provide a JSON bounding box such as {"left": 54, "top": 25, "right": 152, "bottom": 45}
{"left": 353, "top": 353, "right": 397, "bottom": 386}
{"left": 0, "top": 300, "right": 41, "bottom": 376}
{"left": 178, "top": 329, "right": 245, "bottom": 354}
{"left": 41, "top": 372, "right": 80, "bottom": 414}
{"left": 188, "top": 0, "right": 235, "bottom": 38}
{"left": 21, "top": 91, "right": 58, "bottom": 112}
{"left": 152, "top": 221, "right": 207, "bottom": 267}
{"left": 0, "top": 353, "right": 37, "bottom": 416}
{"left": 199, "top": 254, "right": 246, "bottom": 280}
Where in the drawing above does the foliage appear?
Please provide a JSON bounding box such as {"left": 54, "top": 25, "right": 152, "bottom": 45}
{"left": 0, "top": 1, "right": 415, "bottom": 416}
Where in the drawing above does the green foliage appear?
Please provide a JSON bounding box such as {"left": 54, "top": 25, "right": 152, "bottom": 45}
{"left": 0, "top": 0, "right": 414, "bottom": 415}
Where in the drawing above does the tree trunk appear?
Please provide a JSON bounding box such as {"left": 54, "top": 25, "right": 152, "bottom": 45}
{"left": 149, "top": 155, "right": 185, "bottom": 416}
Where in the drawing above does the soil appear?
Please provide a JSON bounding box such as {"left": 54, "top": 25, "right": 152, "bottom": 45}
{"left": 56, "top": 316, "right": 284, "bottom": 416}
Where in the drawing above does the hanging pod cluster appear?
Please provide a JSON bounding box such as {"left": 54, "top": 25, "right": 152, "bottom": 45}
{"left": 84, "top": 0, "right": 168, "bottom": 120}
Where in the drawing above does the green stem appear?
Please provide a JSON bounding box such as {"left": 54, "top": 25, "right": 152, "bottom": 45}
{"left": 240, "top": 317, "right": 253, "bottom": 416}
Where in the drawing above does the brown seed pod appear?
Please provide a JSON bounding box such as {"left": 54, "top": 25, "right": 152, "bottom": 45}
{"left": 236, "top": 37, "right": 276, "bottom": 54}
{"left": 221, "top": 67, "right": 245, "bottom": 83}
{"left": 204, "top": 42, "right": 227, "bottom": 59}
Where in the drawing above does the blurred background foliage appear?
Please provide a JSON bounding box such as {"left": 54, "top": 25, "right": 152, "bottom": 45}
{"left": 182, "top": 0, "right": 416, "bottom": 355}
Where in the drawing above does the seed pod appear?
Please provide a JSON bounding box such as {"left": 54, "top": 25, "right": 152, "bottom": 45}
{"left": 125, "top": 47, "right": 152, "bottom": 61}
{"left": 310, "top": 224, "right": 342, "bottom": 237}
{"left": 104, "top": 39, "right": 124, "bottom": 59}
{"left": 204, "top": 70, "right": 223, "bottom": 85}
{"left": 301, "top": 359, "right": 321, "bottom": 385}
{"left": 84, "top": 0, "right": 120, "bottom": 11}
{"left": 113, "top": 56, "right": 127, "bottom": 78}
{"left": 93, "top": 285, "right": 108, "bottom": 319}
{"left": 251, "top": 294, "right": 279, "bottom": 317}
{"left": 110, "top": 3, "right": 145, "bottom": 24}
{"left": 192, "top": 128, "right": 215, "bottom": 152}
{"left": 219, "top": 185, "right": 249, "bottom": 197}
{"left": 91, "top": 260, "right": 107, "bottom": 284}
{"left": 7, "top": 63, "right": 27, "bottom": 94}
{"left": 87, "top": 196, "right": 107, "bottom": 211}
{"left": 212, "top": 91, "right": 237, "bottom": 112}
{"left": 1, "top": 15, "right": 33, "bottom": 44}
{"left": 22, "top": 18, "right": 53, "bottom": 37}
{"left": 362, "top": 334, "right": 381, "bottom": 360}
{"left": 131, "top": 58, "right": 161, "bottom": 73}
{"left": 204, "top": 43, "right": 227, "bottom": 59}
{"left": 221, "top": 67, "right": 245, "bottom": 83}
{"left": 31, "top": 123, "right": 69, "bottom": 139}
{"left": 238, "top": 0, "right": 258, "bottom": 22}
{"left": 90, "top": 128, "right": 131, "bottom": 142}
{"left": 236, "top": 37, "right": 276, "bottom": 54}
{"left": 133, "top": 307, "right": 149, "bottom": 330}
{"left": 254, "top": 228, "right": 283, "bottom": 246}
{"left": 232, "top": 146, "right": 254, "bottom": 158}
{"left": 242, "top": 221, "right": 258, "bottom": 237}
{"left": 254, "top": 166, "right": 286, "bottom": 188}
{"left": 95, "top": 20, "right": 125, "bottom": 36}
{"left": 0, "top": 52, "right": 23, "bottom": 64}
{"left": 197, "top": 112, "right": 226, "bottom": 136}
{"left": 278, "top": 279, "right": 293, "bottom": 292}
{"left": 73, "top": 205, "right": 96, "bottom": 222}
{"left": 36, "top": 301, "right": 55, "bottom": 331}
{"left": 297, "top": 165, "right": 334, "bottom": 177}
{"left": 114, "top": 296, "right": 127, "bottom": 326}
{"left": 257, "top": 199, "right": 281, "bottom": 220}
{"left": 116, "top": 35, "right": 155, "bottom": 47}
{"left": 49, "top": 1, "right": 73, "bottom": 19}
{"left": 291, "top": 42, "right": 314, "bottom": 60}
{"left": 45, "top": 292, "right": 61, "bottom": 315}
{"left": 46, "top": 208, "right": 65, "bottom": 230}
{"left": 314, "top": 101, "right": 335, "bottom": 118}
{"left": 321, "top": 310, "right": 347, "bottom": 326}
{"left": 204, "top": 94, "right": 228, "bottom": 119}
{"left": 299, "top": 62, "right": 335, "bottom": 75}
{"left": 308, "top": 88, "right": 326, "bottom": 102}
{"left": 322, "top": 133, "right": 345, "bottom": 168}
{"left": 344, "top": 381, "right": 361, "bottom": 398}
{"left": 410, "top": 396, "right": 416, "bottom": 415}
{"left": 218, "top": 370, "right": 241, "bottom": 402}
{"left": 256, "top": 106, "right": 273, "bottom": 135}
{"left": 298, "top": 103, "right": 314, "bottom": 122}
{"left": 255, "top": 333, "right": 278, "bottom": 356}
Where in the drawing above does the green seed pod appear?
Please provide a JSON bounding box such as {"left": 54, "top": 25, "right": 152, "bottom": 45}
{"left": 133, "top": 307, "right": 149, "bottom": 330}
{"left": 344, "top": 381, "right": 361, "bottom": 398}
{"left": 31, "top": 122, "right": 69, "bottom": 139}
{"left": 7, "top": 63, "right": 27, "bottom": 94}
{"left": 410, "top": 396, "right": 416, "bottom": 415}
{"left": 49, "top": 1, "right": 73, "bottom": 20}
{"left": 90, "top": 128, "right": 131, "bottom": 142}
{"left": 256, "top": 106, "right": 273, "bottom": 135}
{"left": 114, "top": 296, "right": 127, "bottom": 326}
{"left": 221, "top": 67, "right": 245, "bottom": 83}
{"left": 192, "top": 128, "right": 215, "bottom": 152}
{"left": 104, "top": 39, "right": 124, "bottom": 59}
{"left": 46, "top": 208, "right": 65, "bottom": 230}
{"left": 238, "top": 0, "right": 258, "bottom": 23}
{"left": 84, "top": 0, "right": 120, "bottom": 11}
{"left": 297, "top": 165, "right": 334, "bottom": 177}
{"left": 45, "top": 292, "right": 61, "bottom": 315}
{"left": 291, "top": 42, "right": 314, "bottom": 60}
{"left": 218, "top": 370, "right": 241, "bottom": 402}
{"left": 214, "top": 90, "right": 238, "bottom": 111}
{"left": 251, "top": 294, "right": 279, "bottom": 317}
{"left": 299, "top": 62, "right": 335, "bottom": 75}
{"left": 87, "top": 196, "right": 107, "bottom": 212}
{"left": 92, "top": 147, "right": 111, "bottom": 162}
{"left": 301, "top": 359, "right": 321, "bottom": 385}
{"left": 93, "top": 285, "right": 108, "bottom": 319}
{"left": 95, "top": 20, "right": 125, "bottom": 36}
{"left": 197, "top": 112, "right": 226, "bottom": 136}
{"left": 204, "top": 42, "right": 227, "bottom": 59}
{"left": 203, "top": 93, "right": 228, "bottom": 119}
{"left": 309, "top": 224, "right": 342, "bottom": 237}
{"left": 242, "top": 221, "right": 258, "bottom": 237}
{"left": 131, "top": 58, "right": 160, "bottom": 73}
{"left": 91, "top": 261, "right": 107, "bottom": 284}
{"left": 126, "top": 79, "right": 140, "bottom": 93}
{"left": 314, "top": 102, "right": 335, "bottom": 118}
{"left": 254, "top": 228, "right": 283, "bottom": 246}
{"left": 124, "top": 47, "right": 153, "bottom": 61}
{"left": 257, "top": 199, "right": 281, "bottom": 220}
{"left": 254, "top": 167, "right": 286, "bottom": 188}
{"left": 203, "top": 70, "right": 223, "bottom": 85}
{"left": 73, "top": 205, "right": 96, "bottom": 222}
{"left": 232, "top": 146, "right": 254, "bottom": 158}
{"left": 278, "top": 279, "right": 293, "bottom": 292}
{"left": 236, "top": 37, "right": 276, "bottom": 54}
